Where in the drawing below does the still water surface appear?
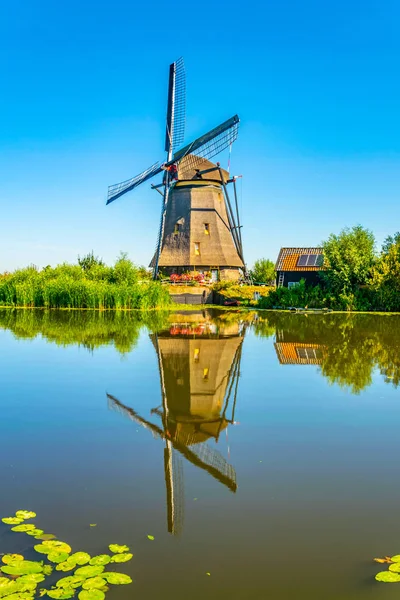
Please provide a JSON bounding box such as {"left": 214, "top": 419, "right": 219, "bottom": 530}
{"left": 1, "top": 309, "right": 400, "bottom": 599}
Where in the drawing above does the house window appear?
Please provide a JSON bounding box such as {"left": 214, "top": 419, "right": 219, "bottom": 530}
{"left": 204, "top": 223, "right": 210, "bottom": 235}
{"left": 194, "top": 242, "right": 200, "bottom": 256}
{"left": 288, "top": 281, "right": 300, "bottom": 289}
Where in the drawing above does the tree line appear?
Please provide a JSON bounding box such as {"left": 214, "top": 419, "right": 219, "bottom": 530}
{"left": 252, "top": 226, "right": 400, "bottom": 311}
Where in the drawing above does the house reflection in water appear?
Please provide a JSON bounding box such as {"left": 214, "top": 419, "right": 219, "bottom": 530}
{"left": 107, "top": 312, "right": 245, "bottom": 535}
{"left": 274, "top": 329, "right": 325, "bottom": 365}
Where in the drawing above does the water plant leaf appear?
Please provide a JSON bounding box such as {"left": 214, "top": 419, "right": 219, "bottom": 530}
{"left": 206, "top": 572, "right": 211, "bottom": 576}
{"left": 81, "top": 578, "right": 106, "bottom": 590}
{"left": 2, "top": 555, "right": 24, "bottom": 565}
{"left": 56, "top": 577, "right": 84, "bottom": 590}
{"left": 78, "top": 590, "right": 105, "bottom": 600}
{"left": 15, "top": 512, "right": 36, "bottom": 521}
{"left": 1, "top": 519, "right": 23, "bottom": 526}
{"left": 389, "top": 563, "right": 400, "bottom": 573}
{"left": 74, "top": 567, "right": 104, "bottom": 579}
{"left": 1, "top": 562, "right": 43, "bottom": 575}
{"left": 147, "top": 535, "right": 154, "bottom": 541}
{"left": 26, "top": 530, "right": 44, "bottom": 538}
{"left": 88, "top": 557, "right": 110, "bottom": 567}
{"left": 374, "top": 558, "right": 391, "bottom": 564}
{"left": 42, "top": 566, "right": 53, "bottom": 576}
{"left": 18, "top": 575, "right": 45, "bottom": 584}
{"left": 89, "top": 526, "right": 96, "bottom": 528}
{"left": 47, "top": 553, "right": 69, "bottom": 564}
{"left": 55, "top": 562, "right": 76, "bottom": 573}
{"left": 3, "top": 593, "right": 35, "bottom": 600}
{"left": 375, "top": 571, "right": 400, "bottom": 582}
{"left": 391, "top": 555, "right": 400, "bottom": 562}
{"left": 110, "top": 553, "right": 132, "bottom": 564}
{"left": 10, "top": 525, "right": 36, "bottom": 533}
{"left": 36, "top": 535, "right": 56, "bottom": 542}
{"left": 108, "top": 545, "right": 129, "bottom": 554}
{"left": 34, "top": 543, "right": 71, "bottom": 556}
{"left": 46, "top": 587, "right": 75, "bottom": 599}
{"left": 69, "top": 554, "right": 90, "bottom": 566}
{"left": 101, "top": 573, "right": 132, "bottom": 585}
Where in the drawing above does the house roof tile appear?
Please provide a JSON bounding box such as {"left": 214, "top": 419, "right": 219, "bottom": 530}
{"left": 275, "top": 247, "right": 324, "bottom": 271}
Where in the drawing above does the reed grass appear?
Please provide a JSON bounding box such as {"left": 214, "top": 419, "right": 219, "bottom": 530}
{"left": 0, "top": 255, "right": 172, "bottom": 310}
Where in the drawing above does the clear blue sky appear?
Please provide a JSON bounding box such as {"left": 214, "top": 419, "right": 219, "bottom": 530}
{"left": 1, "top": 0, "right": 399, "bottom": 271}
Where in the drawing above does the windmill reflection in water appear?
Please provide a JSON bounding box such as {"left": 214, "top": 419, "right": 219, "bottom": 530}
{"left": 107, "top": 318, "right": 245, "bottom": 535}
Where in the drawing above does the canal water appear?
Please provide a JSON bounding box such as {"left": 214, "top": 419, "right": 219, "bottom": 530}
{"left": 1, "top": 308, "right": 400, "bottom": 599}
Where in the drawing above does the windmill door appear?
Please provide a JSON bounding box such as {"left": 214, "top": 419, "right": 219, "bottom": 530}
{"left": 211, "top": 269, "right": 219, "bottom": 282}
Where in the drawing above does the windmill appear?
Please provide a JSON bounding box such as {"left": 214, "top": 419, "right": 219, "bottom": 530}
{"left": 107, "top": 58, "right": 246, "bottom": 281}
{"left": 107, "top": 318, "right": 244, "bottom": 534}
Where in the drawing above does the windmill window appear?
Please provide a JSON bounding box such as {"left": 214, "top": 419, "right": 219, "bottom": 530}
{"left": 194, "top": 348, "right": 200, "bottom": 362}
{"left": 203, "top": 367, "right": 209, "bottom": 380}
{"left": 174, "top": 223, "right": 181, "bottom": 235}
{"left": 204, "top": 223, "right": 210, "bottom": 235}
{"left": 194, "top": 242, "right": 200, "bottom": 256}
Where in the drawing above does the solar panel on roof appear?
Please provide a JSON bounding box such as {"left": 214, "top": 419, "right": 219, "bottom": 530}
{"left": 316, "top": 255, "right": 324, "bottom": 267}
{"left": 307, "top": 255, "right": 318, "bottom": 266}
{"left": 297, "top": 255, "right": 308, "bottom": 267}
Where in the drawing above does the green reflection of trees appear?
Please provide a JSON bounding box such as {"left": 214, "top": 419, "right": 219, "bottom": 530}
{"left": 256, "top": 313, "right": 400, "bottom": 394}
{"left": 0, "top": 309, "right": 171, "bottom": 354}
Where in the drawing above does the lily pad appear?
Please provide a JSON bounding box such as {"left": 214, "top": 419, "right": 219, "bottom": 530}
{"left": 69, "top": 554, "right": 90, "bottom": 566}
{"left": 10, "top": 525, "right": 36, "bottom": 533}
{"left": 391, "top": 555, "right": 400, "bottom": 562}
{"left": 389, "top": 563, "right": 400, "bottom": 573}
{"left": 1, "top": 518, "right": 23, "bottom": 526}
{"left": 74, "top": 567, "right": 104, "bottom": 579}
{"left": 110, "top": 553, "right": 132, "bottom": 564}
{"left": 4, "top": 594, "right": 35, "bottom": 600}
{"left": 55, "top": 562, "right": 76, "bottom": 573}
{"left": 56, "top": 577, "right": 84, "bottom": 590}
{"left": 81, "top": 578, "right": 106, "bottom": 590}
{"left": 2, "top": 555, "right": 24, "bottom": 565}
{"left": 101, "top": 573, "right": 132, "bottom": 585}
{"left": 108, "top": 544, "right": 129, "bottom": 554}
{"left": 34, "top": 542, "right": 71, "bottom": 556}
{"left": 18, "top": 575, "right": 45, "bottom": 584}
{"left": 376, "top": 571, "right": 400, "bottom": 582}
{"left": 147, "top": 535, "right": 154, "bottom": 541}
{"left": 26, "top": 530, "right": 44, "bottom": 538}
{"left": 88, "top": 557, "right": 110, "bottom": 567}
{"left": 42, "top": 566, "right": 54, "bottom": 576}
{"left": 1, "top": 562, "right": 43, "bottom": 575}
{"left": 36, "top": 535, "right": 56, "bottom": 542}
{"left": 78, "top": 590, "right": 105, "bottom": 600}
{"left": 15, "top": 512, "right": 36, "bottom": 520}
{"left": 46, "top": 588, "right": 75, "bottom": 599}
{"left": 47, "top": 553, "right": 69, "bottom": 564}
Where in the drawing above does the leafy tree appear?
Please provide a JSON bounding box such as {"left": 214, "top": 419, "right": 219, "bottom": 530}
{"left": 251, "top": 258, "right": 276, "bottom": 283}
{"left": 381, "top": 232, "right": 400, "bottom": 254}
{"left": 321, "top": 225, "right": 376, "bottom": 294}
{"left": 78, "top": 251, "right": 104, "bottom": 271}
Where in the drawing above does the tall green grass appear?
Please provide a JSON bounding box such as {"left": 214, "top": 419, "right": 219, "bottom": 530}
{"left": 0, "top": 254, "right": 171, "bottom": 310}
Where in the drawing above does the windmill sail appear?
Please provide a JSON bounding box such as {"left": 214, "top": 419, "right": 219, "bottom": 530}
{"left": 165, "top": 57, "right": 186, "bottom": 157}
{"left": 107, "top": 162, "right": 162, "bottom": 205}
{"left": 170, "top": 114, "right": 239, "bottom": 175}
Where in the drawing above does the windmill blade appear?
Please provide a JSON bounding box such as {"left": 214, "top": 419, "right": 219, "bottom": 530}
{"left": 165, "top": 57, "right": 186, "bottom": 157}
{"left": 169, "top": 114, "right": 239, "bottom": 169}
{"left": 107, "top": 161, "right": 162, "bottom": 205}
{"left": 107, "top": 393, "right": 237, "bottom": 493}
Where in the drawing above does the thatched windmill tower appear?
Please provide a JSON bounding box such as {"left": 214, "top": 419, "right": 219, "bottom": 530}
{"left": 107, "top": 58, "right": 246, "bottom": 282}
{"left": 107, "top": 316, "right": 244, "bottom": 535}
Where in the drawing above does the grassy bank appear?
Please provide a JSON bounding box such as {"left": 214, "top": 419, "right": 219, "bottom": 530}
{"left": 0, "top": 254, "right": 171, "bottom": 310}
